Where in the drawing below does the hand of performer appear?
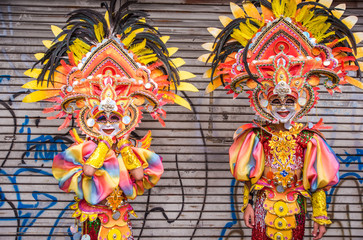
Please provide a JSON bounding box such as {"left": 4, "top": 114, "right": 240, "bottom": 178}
{"left": 118, "top": 134, "right": 144, "bottom": 181}
{"left": 243, "top": 203, "right": 255, "bottom": 228}
{"left": 312, "top": 222, "right": 326, "bottom": 240}
{"left": 83, "top": 164, "right": 97, "bottom": 177}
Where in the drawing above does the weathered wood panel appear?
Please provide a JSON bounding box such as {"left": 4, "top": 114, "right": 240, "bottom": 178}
{"left": 0, "top": 0, "right": 362, "bottom": 240}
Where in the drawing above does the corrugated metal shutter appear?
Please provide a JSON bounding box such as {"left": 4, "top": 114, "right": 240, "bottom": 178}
{"left": 0, "top": 0, "right": 362, "bottom": 239}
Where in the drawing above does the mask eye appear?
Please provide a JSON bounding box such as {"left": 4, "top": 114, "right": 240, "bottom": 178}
{"left": 285, "top": 98, "right": 296, "bottom": 105}
{"left": 96, "top": 115, "right": 107, "bottom": 123}
{"left": 109, "top": 114, "right": 121, "bottom": 123}
{"left": 271, "top": 99, "right": 281, "bottom": 105}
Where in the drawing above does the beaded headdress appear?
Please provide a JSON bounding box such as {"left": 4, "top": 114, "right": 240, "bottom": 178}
{"left": 22, "top": 2, "right": 197, "bottom": 139}
{"left": 200, "top": 0, "right": 363, "bottom": 123}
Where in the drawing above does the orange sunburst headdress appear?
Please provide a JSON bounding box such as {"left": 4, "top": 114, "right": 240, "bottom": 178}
{"left": 201, "top": 0, "right": 363, "bottom": 123}
{"left": 22, "top": 2, "right": 197, "bottom": 139}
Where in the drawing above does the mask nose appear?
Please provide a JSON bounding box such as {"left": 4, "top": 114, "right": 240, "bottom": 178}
{"left": 280, "top": 105, "right": 287, "bottom": 110}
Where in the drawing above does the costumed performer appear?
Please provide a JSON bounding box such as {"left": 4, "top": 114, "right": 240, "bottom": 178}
{"left": 22, "top": 1, "right": 197, "bottom": 239}
{"left": 199, "top": 1, "right": 363, "bottom": 240}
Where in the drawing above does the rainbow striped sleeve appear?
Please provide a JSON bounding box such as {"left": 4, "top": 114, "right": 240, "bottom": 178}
{"left": 303, "top": 134, "right": 340, "bottom": 192}
{"left": 117, "top": 147, "right": 164, "bottom": 199}
{"left": 52, "top": 141, "right": 119, "bottom": 205}
{"left": 229, "top": 128, "right": 265, "bottom": 184}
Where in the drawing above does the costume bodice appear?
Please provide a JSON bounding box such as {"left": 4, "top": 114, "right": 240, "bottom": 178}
{"left": 253, "top": 124, "right": 314, "bottom": 190}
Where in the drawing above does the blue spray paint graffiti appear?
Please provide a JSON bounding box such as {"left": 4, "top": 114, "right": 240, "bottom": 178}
{"left": 20, "top": 115, "right": 69, "bottom": 161}
{"left": 0, "top": 6, "right": 13, "bottom": 36}
{"left": 0, "top": 168, "right": 74, "bottom": 239}
{"left": 326, "top": 150, "right": 363, "bottom": 205}
{"left": 337, "top": 149, "right": 363, "bottom": 171}
{"left": 0, "top": 75, "right": 11, "bottom": 83}
{"left": 219, "top": 178, "right": 238, "bottom": 240}
{"left": 0, "top": 115, "right": 74, "bottom": 239}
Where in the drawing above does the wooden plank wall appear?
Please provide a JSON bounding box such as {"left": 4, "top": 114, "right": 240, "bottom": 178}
{"left": 0, "top": 0, "right": 362, "bottom": 239}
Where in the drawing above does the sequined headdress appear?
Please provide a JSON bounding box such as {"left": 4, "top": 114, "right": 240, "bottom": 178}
{"left": 22, "top": 1, "right": 197, "bottom": 139}
{"left": 200, "top": 0, "right": 363, "bottom": 122}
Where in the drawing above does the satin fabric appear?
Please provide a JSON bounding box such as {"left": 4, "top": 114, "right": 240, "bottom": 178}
{"left": 52, "top": 141, "right": 164, "bottom": 205}
{"left": 229, "top": 124, "right": 340, "bottom": 191}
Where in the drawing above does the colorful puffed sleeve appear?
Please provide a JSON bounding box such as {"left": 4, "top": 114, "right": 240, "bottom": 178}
{"left": 229, "top": 127, "right": 265, "bottom": 184}
{"left": 52, "top": 141, "right": 120, "bottom": 205}
{"left": 303, "top": 133, "right": 339, "bottom": 225}
{"left": 117, "top": 147, "right": 164, "bottom": 200}
{"left": 303, "top": 133, "right": 340, "bottom": 192}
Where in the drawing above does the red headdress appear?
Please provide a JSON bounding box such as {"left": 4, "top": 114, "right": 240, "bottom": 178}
{"left": 22, "top": 2, "right": 197, "bottom": 139}
{"left": 200, "top": 0, "right": 363, "bottom": 122}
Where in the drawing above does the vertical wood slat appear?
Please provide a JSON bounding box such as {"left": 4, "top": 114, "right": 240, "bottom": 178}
{"left": 0, "top": 0, "right": 362, "bottom": 239}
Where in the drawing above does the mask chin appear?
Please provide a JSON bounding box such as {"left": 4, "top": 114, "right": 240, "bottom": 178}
{"left": 98, "top": 123, "right": 121, "bottom": 137}
{"left": 270, "top": 107, "right": 297, "bottom": 124}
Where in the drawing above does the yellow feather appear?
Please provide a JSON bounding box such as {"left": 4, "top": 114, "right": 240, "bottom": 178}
{"left": 243, "top": 2, "right": 262, "bottom": 21}
{"left": 201, "top": 43, "right": 214, "bottom": 51}
{"left": 231, "top": 29, "right": 248, "bottom": 46}
{"left": 358, "top": 61, "right": 363, "bottom": 71}
{"left": 355, "top": 47, "right": 363, "bottom": 59}
{"left": 123, "top": 32, "right": 136, "bottom": 47}
{"left": 219, "top": 15, "right": 233, "bottom": 27}
{"left": 230, "top": 2, "right": 245, "bottom": 18}
{"left": 104, "top": 11, "right": 111, "bottom": 29}
{"left": 136, "top": 48, "right": 153, "bottom": 56}
{"left": 205, "top": 76, "right": 222, "bottom": 94}
{"left": 167, "top": 47, "right": 178, "bottom": 57}
{"left": 345, "top": 76, "right": 363, "bottom": 90}
{"left": 231, "top": 31, "right": 248, "bottom": 46}
{"left": 170, "top": 82, "right": 199, "bottom": 92}
{"left": 130, "top": 39, "right": 147, "bottom": 53}
{"left": 342, "top": 16, "right": 358, "bottom": 30}
{"left": 170, "top": 58, "right": 185, "bottom": 68}
{"left": 139, "top": 57, "right": 158, "bottom": 65}
{"left": 319, "top": 0, "right": 332, "bottom": 8}
{"left": 198, "top": 53, "right": 213, "bottom": 63}
{"left": 203, "top": 68, "right": 218, "bottom": 79}
{"left": 22, "top": 80, "right": 62, "bottom": 90}
{"left": 207, "top": 27, "right": 222, "bottom": 38}
{"left": 179, "top": 71, "right": 196, "bottom": 80}
{"left": 331, "top": 4, "right": 345, "bottom": 19}
{"left": 137, "top": 54, "right": 157, "bottom": 61}
{"left": 51, "top": 25, "right": 62, "bottom": 37}
{"left": 353, "top": 32, "right": 363, "bottom": 45}
{"left": 285, "top": 0, "right": 297, "bottom": 18}
{"left": 271, "top": 0, "right": 284, "bottom": 17}
{"left": 160, "top": 36, "right": 170, "bottom": 44}
{"left": 42, "top": 40, "right": 54, "bottom": 49}
{"left": 172, "top": 94, "right": 191, "bottom": 110}
{"left": 22, "top": 90, "right": 60, "bottom": 103}
{"left": 24, "top": 68, "right": 43, "bottom": 79}
{"left": 34, "top": 53, "right": 44, "bottom": 60}
{"left": 94, "top": 22, "right": 104, "bottom": 43}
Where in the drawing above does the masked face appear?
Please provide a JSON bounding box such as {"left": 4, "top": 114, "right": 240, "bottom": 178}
{"left": 94, "top": 113, "right": 122, "bottom": 137}
{"left": 269, "top": 96, "right": 297, "bottom": 123}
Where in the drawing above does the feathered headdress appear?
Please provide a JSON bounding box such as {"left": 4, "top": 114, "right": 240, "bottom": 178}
{"left": 22, "top": 1, "right": 197, "bottom": 139}
{"left": 200, "top": 0, "right": 363, "bottom": 122}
